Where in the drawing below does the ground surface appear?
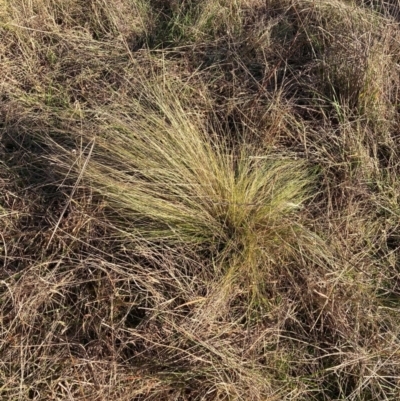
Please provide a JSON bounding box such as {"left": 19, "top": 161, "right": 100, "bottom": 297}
{"left": 1, "top": 1, "right": 400, "bottom": 400}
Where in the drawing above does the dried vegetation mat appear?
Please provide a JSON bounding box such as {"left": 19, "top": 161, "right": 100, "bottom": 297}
{"left": 1, "top": 0, "right": 400, "bottom": 400}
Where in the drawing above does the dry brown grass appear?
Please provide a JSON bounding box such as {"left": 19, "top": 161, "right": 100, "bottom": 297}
{"left": 1, "top": 0, "right": 400, "bottom": 400}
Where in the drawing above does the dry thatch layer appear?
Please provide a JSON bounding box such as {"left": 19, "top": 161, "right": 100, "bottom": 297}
{"left": 1, "top": 0, "right": 400, "bottom": 400}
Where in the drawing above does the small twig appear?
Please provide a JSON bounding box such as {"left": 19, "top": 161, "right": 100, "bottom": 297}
{"left": 46, "top": 139, "right": 95, "bottom": 250}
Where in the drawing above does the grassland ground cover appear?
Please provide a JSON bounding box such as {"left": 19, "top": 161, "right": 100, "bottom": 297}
{"left": 1, "top": 0, "right": 400, "bottom": 400}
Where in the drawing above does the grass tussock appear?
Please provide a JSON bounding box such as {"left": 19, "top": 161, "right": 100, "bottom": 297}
{"left": 1, "top": 0, "right": 400, "bottom": 400}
